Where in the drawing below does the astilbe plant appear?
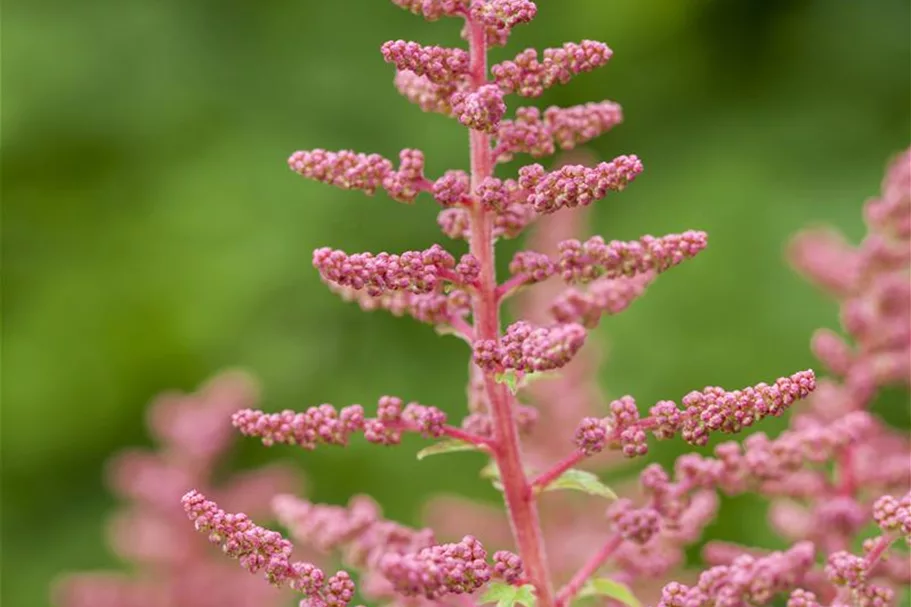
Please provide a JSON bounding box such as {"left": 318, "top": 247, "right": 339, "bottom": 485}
{"left": 84, "top": 3, "right": 906, "bottom": 607}
{"left": 53, "top": 372, "right": 305, "bottom": 607}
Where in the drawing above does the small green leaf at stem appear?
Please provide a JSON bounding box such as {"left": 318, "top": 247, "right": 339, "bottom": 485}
{"left": 495, "top": 370, "right": 520, "bottom": 394}
{"left": 481, "top": 582, "right": 537, "bottom": 607}
{"left": 416, "top": 439, "right": 484, "bottom": 460}
{"left": 479, "top": 460, "right": 505, "bottom": 491}
{"left": 539, "top": 468, "right": 617, "bottom": 500}
{"left": 494, "top": 370, "right": 559, "bottom": 395}
{"left": 578, "top": 578, "right": 640, "bottom": 607}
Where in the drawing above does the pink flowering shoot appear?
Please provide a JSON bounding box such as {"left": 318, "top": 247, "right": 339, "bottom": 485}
{"left": 155, "top": 3, "right": 911, "bottom": 607}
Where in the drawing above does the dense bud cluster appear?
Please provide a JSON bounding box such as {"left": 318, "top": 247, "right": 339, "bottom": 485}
{"left": 232, "top": 396, "right": 448, "bottom": 449}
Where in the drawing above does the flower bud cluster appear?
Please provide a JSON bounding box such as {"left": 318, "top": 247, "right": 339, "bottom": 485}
{"left": 473, "top": 320, "right": 587, "bottom": 374}
{"left": 381, "top": 41, "right": 470, "bottom": 85}
{"left": 451, "top": 84, "right": 507, "bottom": 132}
{"left": 558, "top": 231, "right": 708, "bottom": 283}
{"left": 656, "top": 542, "right": 816, "bottom": 607}
{"left": 469, "top": 0, "right": 537, "bottom": 46}
{"left": 325, "top": 281, "right": 471, "bottom": 328}
{"left": 380, "top": 535, "right": 491, "bottom": 598}
{"left": 289, "top": 148, "right": 431, "bottom": 203}
{"left": 492, "top": 41, "right": 613, "bottom": 97}
{"left": 549, "top": 272, "right": 655, "bottom": 327}
{"left": 389, "top": 0, "right": 468, "bottom": 21}
{"left": 313, "top": 244, "right": 477, "bottom": 297}
{"left": 394, "top": 69, "right": 458, "bottom": 115}
{"left": 494, "top": 102, "right": 623, "bottom": 162}
{"left": 492, "top": 550, "right": 525, "bottom": 583}
{"left": 508, "top": 251, "right": 556, "bottom": 284}
{"left": 572, "top": 371, "right": 817, "bottom": 459}
{"left": 518, "top": 157, "right": 643, "bottom": 214}
{"left": 606, "top": 500, "right": 662, "bottom": 545}
{"left": 231, "top": 396, "right": 447, "bottom": 449}
{"left": 181, "top": 491, "right": 353, "bottom": 603}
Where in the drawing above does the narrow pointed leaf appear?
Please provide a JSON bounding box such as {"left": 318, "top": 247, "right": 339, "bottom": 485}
{"left": 481, "top": 582, "right": 536, "bottom": 607}
{"left": 579, "top": 577, "right": 640, "bottom": 607}
{"left": 540, "top": 468, "right": 617, "bottom": 500}
{"left": 416, "top": 439, "right": 484, "bottom": 460}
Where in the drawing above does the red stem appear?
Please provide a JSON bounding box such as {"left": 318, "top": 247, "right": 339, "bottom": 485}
{"left": 531, "top": 451, "right": 586, "bottom": 492}
{"left": 862, "top": 535, "right": 893, "bottom": 570}
{"left": 465, "top": 17, "right": 555, "bottom": 607}
{"left": 555, "top": 534, "right": 623, "bottom": 607}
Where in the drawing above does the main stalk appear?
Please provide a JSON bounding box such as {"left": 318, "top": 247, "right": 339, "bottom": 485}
{"left": 465, "top": 18, "right": 555, "bottom": 607}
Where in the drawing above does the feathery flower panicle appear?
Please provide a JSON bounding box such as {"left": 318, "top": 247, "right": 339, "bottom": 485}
{"left": 558, "top": 230, "right": 708, "bottom": 283}
{"left": 53, "top": 373, "right": 301, "bottom": 607}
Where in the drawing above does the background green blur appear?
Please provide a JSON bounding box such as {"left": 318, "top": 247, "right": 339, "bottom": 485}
{"left": 3, "top": 0, "right": 910, "bottom": 605}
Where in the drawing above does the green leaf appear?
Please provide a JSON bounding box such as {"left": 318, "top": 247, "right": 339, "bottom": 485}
{"left": 479, "top": 460, "right": 504, "bottom": 491}
{"left": 539, "top": 468, "right": 617, "bottom": 500}
{"left": 494, "top": 370, "right": 559, "bottom": 395}
{"left": 479, "top": 460, "right": 500, "bottom": 479}
{"left": 578, "top": 578, "right": 640, "bottom": 607}
{"left": 416, "top": 439, "right": 484, "bottom": 460}
{"left": 481, "top": 582, "right": 536, "bottom": 607}
{"left": 495, "top": 370, "right": 520, "bottom": 394}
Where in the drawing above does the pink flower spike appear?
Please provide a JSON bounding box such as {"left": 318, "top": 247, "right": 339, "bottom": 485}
{"left": 558, "top": 230, "right": 708, "bottom": 284}
{"left": 381, "top": 40, "right": 470, "bottom": 86}
{"left": 518, "top": 156, "right": 644, "bottom": 214}
{"left": 492, "top": 41, "right": 613, "bottom": 97}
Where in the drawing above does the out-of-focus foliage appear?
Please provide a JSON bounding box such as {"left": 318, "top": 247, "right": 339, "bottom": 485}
{"left": 2, "top": 1, "right": 909, "bottom": 606}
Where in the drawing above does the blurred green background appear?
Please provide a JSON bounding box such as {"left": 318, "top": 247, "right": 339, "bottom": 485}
{"left": 3, "top": 0, "right": 910, "bottom": 605}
